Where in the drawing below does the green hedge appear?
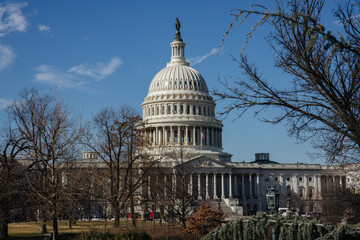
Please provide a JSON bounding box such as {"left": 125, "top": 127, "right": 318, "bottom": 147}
{"left": 201, "top": 213, "right": 360, "bottom": 240}
{"left": 76, "top": 229, "right": 152, "bottom": 240}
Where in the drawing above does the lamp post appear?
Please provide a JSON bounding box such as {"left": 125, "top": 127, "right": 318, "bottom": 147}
{"left": 266, "top": 187, "right": 280, "bottom": 240}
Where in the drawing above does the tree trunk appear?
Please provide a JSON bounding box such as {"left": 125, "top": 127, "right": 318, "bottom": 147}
{"left": 0, "top": 205, "right": 9, "bottom": 238}
{"left": 68, "top": 217, "right": 72, "bottom": 229}
{"left": 113, "top": 210, "right": 120, "bottom": 228}
{"left": 39, "top": 209, "right": 48, "bottom": 234}
{"left": 52, "top": 209, "right": 58, "bottom": 240}
{"left": 130, "top": 194, "right": 136, "bottom": 227}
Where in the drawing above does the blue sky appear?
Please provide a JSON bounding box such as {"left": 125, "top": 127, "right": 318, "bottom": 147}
{"left": 0, "top": 0, "right": 342, "bottom": 164}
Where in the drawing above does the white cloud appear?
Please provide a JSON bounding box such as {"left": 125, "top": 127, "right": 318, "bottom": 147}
{"left": 188, "top": 48, "right": 217, "bottom": 66}
{"left": 34, "top": 57, "right": 122, "bottom": 91}
{"left": 0, "top": 2, "right": 28, "bottom": 37}
{"left": 38, "top": 24, "right": 50, "bottom": 32}
{"left": 0, "top": 98, "right": 10, "bottom": 110}
{"left": 68, "top": 56, "right": 123, "bottom": 81}
{"left": 0, "top": 43, "right": 15, "bottom": 70}
{"left": 34, "top": 65, "right": 87, "bottom": 90}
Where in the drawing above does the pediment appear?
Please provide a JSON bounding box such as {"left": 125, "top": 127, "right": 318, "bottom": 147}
{"left": 175, "top": 155, "right": 229, "bottom": 169}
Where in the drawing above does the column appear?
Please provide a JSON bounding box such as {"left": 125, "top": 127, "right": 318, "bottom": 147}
{"left": 193, "top": 127, "right": 196, "bottom": 145}
{"left": 163, "top": 127, "right": 166, "bottom": 145}
{"left": 304, "top": 174, "right": 308, "bottom": 199}
{"left": 221, "top": 173, "right": 225, "bottom": 199}
{"left": 229, "top": 173, "right": 233, "bottom": 198}
{"left": 242, "top": 174, "right": 245, "bottom": 200}
{"left": 155, "top": 127, "right": 159, "bottom": 145}
{"left": 314, "top": 175, "right": 319, "bottom": 199}
{"left": 206, "top": 173, "right": 210, "bottom": 199}
{"left": 249, "top": 174, "right": 253, "bottom": 199}
{"left": 189, "top": 174, "right": 193, "bottom": 196}
{"left": 185, "top": 126, "right": 188, "bottom": 145}
{"left": 200, "top": 127, "right": 203, "bottom": 146}
{"left": 257, "top": 173, "right": 261, "bottom": 210}
{"left": 213, "top": 173, "right": 217, "bottom": 199}
{"left": 280, "top": 174, "right": 286, "bottom": 193}
{"left": 170, "top": 126, "right": 173, "bottom": 144}
{"left": 332, "top": 176, "right": 336, "bottom": 192}
{"left": 293, "top": 174, "right": 299, "bottom": 194}
{"left": 234, "top": 174, "right": 238, "bottom": 197}
{"left": 198, "top": 173, "right": 201, "bottom": 199}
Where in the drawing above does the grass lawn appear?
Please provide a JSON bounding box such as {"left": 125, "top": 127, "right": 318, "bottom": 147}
{"left": 9, "top": 220, "right": 115, "bottom": 237}
{"left": 8, "top": 220, "right": 190, "bottom": 239}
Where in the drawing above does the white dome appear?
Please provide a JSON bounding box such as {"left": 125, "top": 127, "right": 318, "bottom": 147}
{"left": 148, "top": 64, "right": 209, "bottom": 94}
{"left": 140, "top": 23, "right": 232, "bottom": 162}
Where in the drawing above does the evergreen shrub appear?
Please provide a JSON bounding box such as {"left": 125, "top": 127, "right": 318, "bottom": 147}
{"left": 76, "top": 229, "right": 152, "bottom": 240}
{"left": 201, "top": 213, "right": 360, "bottom": 240}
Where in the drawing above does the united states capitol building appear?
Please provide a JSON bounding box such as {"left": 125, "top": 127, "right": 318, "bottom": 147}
{"left": 134, "top": 21, "right": 348, "bottom": 216}
{"left": 83, "top": 22, "right": 349, "bottom": 217}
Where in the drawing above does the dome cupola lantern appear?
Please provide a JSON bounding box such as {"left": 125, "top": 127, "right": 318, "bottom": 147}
{"left": 168, "top": 18, "right": 189, "bottom": 67}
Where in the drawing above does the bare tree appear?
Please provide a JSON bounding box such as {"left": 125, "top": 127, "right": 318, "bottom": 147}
{"left": 0, "top": 124, "right": 28, "bottom": 238}
{"left": 82, "top": 105, "right": 156, "bottom": 228}
{"left": 8, "top": 88, "right": 81, "bottom": 240}
{"left": 214, "top": 0, "right": 360, "bottom": 164}
{"left": 158, "top": 144, "right": 195, "bottom": 229}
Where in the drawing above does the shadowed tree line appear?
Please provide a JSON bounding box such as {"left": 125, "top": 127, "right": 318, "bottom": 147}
{"left": 0, "top": 88, "right": 155, "bottom": 240}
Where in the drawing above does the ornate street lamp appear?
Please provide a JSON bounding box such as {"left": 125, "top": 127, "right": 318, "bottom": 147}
{"left": 266, "top": 187, "right": 280, "bottom": 240}
{"left": 266, "top": 187, "right": 280, "bottom": 212}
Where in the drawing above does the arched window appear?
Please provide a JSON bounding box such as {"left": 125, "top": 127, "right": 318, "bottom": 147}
{"left": 180, "top": 105, "right": 183, "bottom": 114}
{"left": 193, "top": 106, "right": 196, "bottom": 115}
{"left": 162, "top": 106, "right": 165, "bottom": 115}
{"left": 174, "top": 105, "right": 177, "bottom": 114}
{"left": 286, "top": 185, "right": 291, "bottom": 198}
{"left": 308, "top": 187, "right": 315, "bottom": 199}
{"left": 198, "top": 106, "right": 201, "bottom": 115}
{"left": 299, "top": 187, "right": 304, "bottom": 198}
{"left": 186, "top": 105, "right": 190, "bottom": 114}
